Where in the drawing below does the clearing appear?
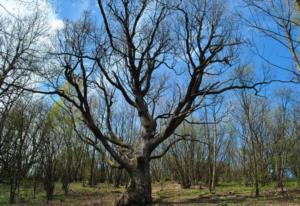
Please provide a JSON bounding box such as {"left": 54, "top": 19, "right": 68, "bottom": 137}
{"left": 1, "top": 181, "right": 300, "bottom": 205}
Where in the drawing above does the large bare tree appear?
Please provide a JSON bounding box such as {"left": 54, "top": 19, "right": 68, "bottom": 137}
{"left": 31, "top": 0, "right": 272, "bottom": 205}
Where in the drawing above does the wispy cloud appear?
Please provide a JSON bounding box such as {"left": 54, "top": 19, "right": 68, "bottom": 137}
{"left": 0, "top": 0, "right": 64, "bottom": 32}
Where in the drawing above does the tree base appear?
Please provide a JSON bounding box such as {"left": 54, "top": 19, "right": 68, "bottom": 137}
{"left": 115, "top": 191, "right": 152, "bottom": 206}
{"left": 115, "top": 164, "right": 152, "bottom": 206}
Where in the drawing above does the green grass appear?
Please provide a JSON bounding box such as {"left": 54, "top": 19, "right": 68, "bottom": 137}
{"left": 0, "top": 181, "right": 299, "bottom": 205}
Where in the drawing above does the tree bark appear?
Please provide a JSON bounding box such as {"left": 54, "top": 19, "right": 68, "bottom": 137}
{"left": 9, "top": 167, "right": 21, "bottom": 205}
{"left": 277, "top": 156, "right": 284, "bottom": 193}
{"left": 9, "top": 178, "right": 18, "bottom": 204}
{"left": 113, "top": 169, "right": 123, "bottom": 188}
{"left": 115, "top": 158, "right": 152, "bottom": 206}
{"left": 211, "top": 119, "right": 217, "bottom": 192}
{"left": 205, "top": 107, "right": 213, "bottom": 192}
{"left": 89, "top": 146, "right": 96, "bottom": 187}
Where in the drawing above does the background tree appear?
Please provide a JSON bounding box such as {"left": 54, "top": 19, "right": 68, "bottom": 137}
{"left": 242, "top": 0, "right": 300, "bottom": 78}
{"left": 270, "top": 89, "right": 294, "bottom": 192}
{"left": 0, "top": 97, "right": 47, "bottom": 204}
{"left": 0, "top": 10, "right": 46, "bottom": 102}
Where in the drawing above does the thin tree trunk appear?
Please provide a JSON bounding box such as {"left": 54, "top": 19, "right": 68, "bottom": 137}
{"left": 205, "top": 107, "right": 213, "bottom": 192}
{"left": 255, "top": 177, "right": 259, "bottom": 197}
{"left": 211, "top": 115, "right": 217, "bottom": 192}
{"left": 277, "top": 154, "right": 284, "bottom": 192}
{"left": 89, "top": 146, "right": 96, "bottom": 187}
{"left": 252, "top": 147, "right": 260, "bottom": 197}
{"left": 9, "top": 178, "right": 17, "bottom": 204}
{"left": 33, "top": 175, "right": 38, "bottom": 199}
{"left": 113, "top": 169, "right": 123, "bottom": 188}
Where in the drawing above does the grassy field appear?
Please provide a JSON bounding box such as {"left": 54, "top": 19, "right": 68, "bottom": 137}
{"left": 1, "top": 181, "right": 300, "bottom": 205}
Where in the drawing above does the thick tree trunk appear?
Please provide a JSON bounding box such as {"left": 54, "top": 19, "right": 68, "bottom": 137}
{"left": 115, "top": 159, "right": 152, "bottom": 206}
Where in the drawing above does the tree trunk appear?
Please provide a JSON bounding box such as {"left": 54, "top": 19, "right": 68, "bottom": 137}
{"left": 45, "top": 181, "right": 55, "bottom": 201}
{"left": 205, "top": 107, "right": 213, "bottom": 192}
{"left": 211, "top": 116, "right": 217, "bottom": 192}
{"left": 255, "top": 178, "right": 260, "bottom": 197}
{"left": 44, "top": 166, "right": 55, "bottom": 202}
{"left": 9, "top": 178, "right": 17, "bottom": 204}
{"left": 113, "top": 169, "right": 123, "bottom": 188}
{"left": 253, "top": 153, "right": 260, "bottom": 197}
{"left": 9, "top": 169, "right": 21, "bottom": 205}
{"left": 277, "top": 154, "right": 285, "bottom": 193}
{"left": 211, "top": 142, "right": 216, "bottom": 191}
{"left": 115, "top": 159, "right": 152, "bottom": 206}
{"left": 62, "top": 173, "right": 70, "bottom": 196}
{"left": 33, "top": 177, "right": 38, "bottom": 199}
{"left": 89, "top": 138, "right": 97, "bottom": 187}
{"left": 89, "top": 146, "right": 96, "bottom": 187}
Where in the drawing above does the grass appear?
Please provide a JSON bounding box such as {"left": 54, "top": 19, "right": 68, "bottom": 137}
{"left": 0, "top": 181, "right": 300, "bottom": 205}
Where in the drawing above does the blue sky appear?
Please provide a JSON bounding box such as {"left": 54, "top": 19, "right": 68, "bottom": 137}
{"left": 61, "top": 1, "right": 300, "bottom": 112}
{"left": 1, "top": 0, "right": 296, "bottom": 103}
{"left": 51, "top": 0, "right": 299, "bottom": 82}
{"left": 51, "top": 0, "right": 96, "bottom": 20}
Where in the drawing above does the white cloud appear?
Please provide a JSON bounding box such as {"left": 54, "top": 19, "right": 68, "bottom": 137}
{"left": 0, "top": 0, "right": 64, "bottom": 32}
{"left": 0, "top": 0, "right": 64, "bottom": 95}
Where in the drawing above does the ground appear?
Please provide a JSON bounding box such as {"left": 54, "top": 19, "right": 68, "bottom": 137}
{"left": 1, "top": 181, "right": 300, "bottom": 205}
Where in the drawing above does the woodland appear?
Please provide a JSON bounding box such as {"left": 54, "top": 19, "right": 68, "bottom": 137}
{"left": 1, "top": 0, "right": 300, "bottom": 205}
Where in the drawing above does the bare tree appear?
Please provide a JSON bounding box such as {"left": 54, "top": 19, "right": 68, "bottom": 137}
{"left": 207, "top": 96, "right": 226, "bottom": 192}
{"left": 235, "top": 88, "right": 271, "bottom": 196}
{"left": 39, "top": 114, "right": 63, "bottom": 202}
{"left": 292, "top": 102, "right": 300, "bottom": 187}
{"left": 242, "top": 0, "right": 300, "bottom": 77}
{"left": 270, "top": 89, "right": 294, "bottom": 192}
{"left": 0, "top": 11, "right": 46, "bottom": 103}
{"left": 30, "top": 1, "right": 271, "bottom": 205}
{"left": 0, "top": 97, "right": 47, "bottom": 204}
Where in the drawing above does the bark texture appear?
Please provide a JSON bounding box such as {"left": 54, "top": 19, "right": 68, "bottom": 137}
{"left": 115, "top": 159, "right": 152, "bottom": 206}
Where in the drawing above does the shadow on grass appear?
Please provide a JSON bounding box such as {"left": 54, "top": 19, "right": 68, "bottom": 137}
{"left": 155, "top": 194, "right": 247, "bottom": 205}
{"left": 154, "top": 189, "right": 300, "bottom": 206}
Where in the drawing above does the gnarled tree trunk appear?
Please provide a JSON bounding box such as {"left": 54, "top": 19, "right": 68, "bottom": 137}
{"left": 115, "top": 158, "right": 152, "bottom": 206}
